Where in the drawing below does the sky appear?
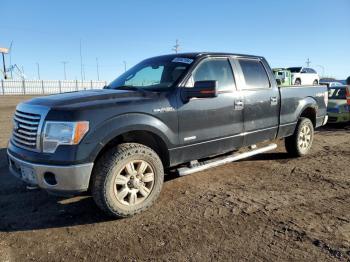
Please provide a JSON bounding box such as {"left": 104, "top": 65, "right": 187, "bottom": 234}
{"left": 1, "top": 0, "right": 349, "bottom": 81}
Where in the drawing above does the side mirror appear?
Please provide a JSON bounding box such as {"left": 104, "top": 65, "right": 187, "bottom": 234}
{"left": 183, "top": 80, "right": 218, "bottom": 100}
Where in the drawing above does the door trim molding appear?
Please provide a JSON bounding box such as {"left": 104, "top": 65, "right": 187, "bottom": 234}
{"left": 169, "top": 126, "right": 278, "bottom": 151}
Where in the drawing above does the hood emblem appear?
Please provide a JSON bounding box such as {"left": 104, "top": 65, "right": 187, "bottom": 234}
{"left": 153, "top": 107, "right": 175, "bottom": 113}
{"left": 13, "top": 121, "right": 20, "bottom": 131}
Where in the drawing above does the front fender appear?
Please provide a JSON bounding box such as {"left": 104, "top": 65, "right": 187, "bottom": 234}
{"left": 82, "top": 113, "right": 177, "bottom": 162}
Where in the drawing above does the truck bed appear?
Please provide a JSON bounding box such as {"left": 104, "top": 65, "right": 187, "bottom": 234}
{"left": 277, "top": 85, "right": 327, "bottom": 138}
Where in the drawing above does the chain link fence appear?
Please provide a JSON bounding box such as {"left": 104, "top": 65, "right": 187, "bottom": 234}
{"left": 0, "top": 80, "right": 108, "bottom": 95}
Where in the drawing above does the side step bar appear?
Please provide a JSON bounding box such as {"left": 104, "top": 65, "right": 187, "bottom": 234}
{"left": 177, "top": 143, "right": 277, "bottom": 176}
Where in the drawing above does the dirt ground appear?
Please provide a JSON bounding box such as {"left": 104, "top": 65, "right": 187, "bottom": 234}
{"left": 0, "top": 96, "right": 349, "bottom": 262}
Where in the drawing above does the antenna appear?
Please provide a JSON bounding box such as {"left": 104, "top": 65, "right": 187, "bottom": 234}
{"left": 172, "top": 39, "right": 180, "bottom": 54}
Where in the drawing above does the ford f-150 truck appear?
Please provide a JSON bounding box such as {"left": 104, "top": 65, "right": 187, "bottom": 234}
{"left": 7, "top": 53, "right": 328, "bottom": 217}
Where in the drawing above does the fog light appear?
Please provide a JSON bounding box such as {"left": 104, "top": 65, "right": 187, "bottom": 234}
{"left": 44, "top": 172, "right": 57, "bottom": 186}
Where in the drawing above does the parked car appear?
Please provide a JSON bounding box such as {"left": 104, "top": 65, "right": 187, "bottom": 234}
{"left": 7, "top": 52, "right": 328, "bottom": 217}
{"left": 288, "top": 67, "right": 320, "bottom": 85}
{"left": 327, "top": 86, "right": 350, "bottom": 123}
{"left": 273, "top": 68, "right": 292, "bottom": 86}
{"left": 319, "top": 78, "right": 343, "bottom": 88}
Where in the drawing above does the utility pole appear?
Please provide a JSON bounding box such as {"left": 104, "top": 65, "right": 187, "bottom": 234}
{"left": 96, "top": 57, "right": 100, "bottom": 80}
{"left": 79, "top": 39, "right": 84, "bottom": 81}
{"left": 9, "top": 41, "right": 13, "bottom": 79}
{"left": 36, "top": 62, "right": 40, "bottom": 80}
{"left": 82, "top": 64, "right": 86, "bottom": 80}
{"left": 172, "top": 39, "right": 180, "bottom": 54}
{"left": 316, "top": 65, "right": 325, "bottom": 77}
{"left": 1, "top": 52, "right": 6, "bottom": 79}
{"left": 61, "top": 61, "right": 68, "bottom": 80}
{"left": 123, "top": 61, "right": 127, "bottom": 72}
{"left": 21, "top": 66, "right": 25, "bottom": 80}
{"left": 0, "top": 46, "right": 9, "bottom": 79}
{"left": 306, "top": 58, "right": 311, "bottom": 67}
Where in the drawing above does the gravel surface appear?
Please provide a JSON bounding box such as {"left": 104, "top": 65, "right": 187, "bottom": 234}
{"left": 0, "top": 96, "right": 349, "bottom": 261}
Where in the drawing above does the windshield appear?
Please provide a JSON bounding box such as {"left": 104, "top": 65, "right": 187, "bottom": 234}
{"left": 328, "top": 87, "right": 346, "bottom": 99}
{"left": 288, "top": 67, "right": 302, "bottom": 73}
{"left": 106, "top": 56, "right": 193, "bottom": 92}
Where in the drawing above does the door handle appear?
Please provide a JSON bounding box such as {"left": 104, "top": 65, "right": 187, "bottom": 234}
{"left": 270, "top": 97, "right": 278, "bottom": 105}
{"left": 234, "top": 100, "right": 244, "bottom": 110}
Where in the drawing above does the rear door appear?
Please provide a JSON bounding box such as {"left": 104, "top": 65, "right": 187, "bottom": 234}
{"left": 176, "top": 57, "right": 244, "bottom": 163}
{"left": 235, "top": 58, "right": 279, "bottom": 146}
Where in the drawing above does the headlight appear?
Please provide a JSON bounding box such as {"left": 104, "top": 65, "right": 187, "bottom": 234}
{"left": 42, "top": 121, "right": 89, "bottom": 153}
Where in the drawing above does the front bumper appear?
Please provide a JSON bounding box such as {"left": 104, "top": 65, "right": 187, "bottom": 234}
{"left": 7, "top": 151, "right": 94, "bottom": 195}
{"left": 327, "top": 112, "right": 350, "bottom": 123}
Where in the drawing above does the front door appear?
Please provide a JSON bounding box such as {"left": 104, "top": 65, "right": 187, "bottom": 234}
{"left": 174, "top": 57, "right": 244, "bottom": 164}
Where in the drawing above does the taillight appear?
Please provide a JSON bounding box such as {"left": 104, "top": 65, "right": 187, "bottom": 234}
{"left": 346, "top": 86, "right": 350, "bottom": 105}
{"left": 324, "top": 91, "right": 328, "bottom": 107}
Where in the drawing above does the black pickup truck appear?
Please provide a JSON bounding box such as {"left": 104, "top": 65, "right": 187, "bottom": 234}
{"left": 7, "top": 52, "right": 328, "bottom": 217}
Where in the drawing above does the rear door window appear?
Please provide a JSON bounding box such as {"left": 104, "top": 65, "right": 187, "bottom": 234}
{"left": 238, "top": 59, "right": 270, "bottom": 89}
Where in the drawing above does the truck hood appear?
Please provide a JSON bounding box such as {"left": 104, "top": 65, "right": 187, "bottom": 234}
{"left": 25, "top": 89, "right": 154, "bottom": 109}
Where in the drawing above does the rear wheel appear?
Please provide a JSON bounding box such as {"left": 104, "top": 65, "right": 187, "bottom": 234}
{"left": 313, "top": 80, "right": 318, "bottom": 85}
{"left": 92, "top": 143, "right": 164, "bottom": 217}
{"left": 285, "top": 117, "right": 314, "bottom": 157}
{"left": 294, "top": 79, "right": 301, "bottom": 85}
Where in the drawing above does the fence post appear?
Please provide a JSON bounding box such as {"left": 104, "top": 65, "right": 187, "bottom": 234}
{"left": 76, "top": 80, "right": 78, "bottom": 91}
{"left": 41, "top": 80, "right": 45, "bottom": 94}
{"left": 1, "top": 80, "right": 4, "bottom": 95}
{"left": 22, "top": 79, "right": 26, "bottom": 95}
{"left": 59, "top": 80, "right": 62, "bottom": 93}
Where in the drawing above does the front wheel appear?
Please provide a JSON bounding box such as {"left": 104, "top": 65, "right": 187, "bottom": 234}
{"left": 285, "top": 117, "right": 314, "bottom": 157}
{"left": 92, "top": 143, "right": 164, "bottom": 218}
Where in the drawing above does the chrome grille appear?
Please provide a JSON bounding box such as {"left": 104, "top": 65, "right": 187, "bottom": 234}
{"left": 12, "top": 110, "right": 41, "bottom": 150}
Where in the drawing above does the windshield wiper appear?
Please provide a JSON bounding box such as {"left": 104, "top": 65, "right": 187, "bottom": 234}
{"left": 116, "top": 85, "right": 150, "bottom": 94}
{"left": 117, "top": 85, "right": 139, "bottom": 91}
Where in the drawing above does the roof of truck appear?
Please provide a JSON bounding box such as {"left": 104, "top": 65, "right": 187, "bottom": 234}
{"left": 150, "top": 52, "right": 263, "bottom": 60}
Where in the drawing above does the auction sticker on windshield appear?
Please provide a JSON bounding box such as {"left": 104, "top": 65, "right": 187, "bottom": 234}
{"left": 172, "top": 57, "right": 193, "bottom": 64}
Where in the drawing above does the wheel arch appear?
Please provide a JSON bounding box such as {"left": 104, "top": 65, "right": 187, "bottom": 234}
{"left": 94, "top": 129, "right": 170, "bottom": 168}
{"left": 298, "top": 101, "right": 317, "bottom": 127}
{"left": 86, "top": 113, "right": 174, "bottom": 168}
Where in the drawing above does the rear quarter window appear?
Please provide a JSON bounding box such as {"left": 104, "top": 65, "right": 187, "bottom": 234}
{"left": 239, "top": 59, "right": 270, "bottom": 89}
